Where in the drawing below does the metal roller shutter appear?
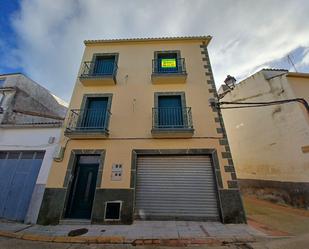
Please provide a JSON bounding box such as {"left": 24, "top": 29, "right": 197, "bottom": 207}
{"left": 135, "top": 155, "right": 220, "bottom": 221}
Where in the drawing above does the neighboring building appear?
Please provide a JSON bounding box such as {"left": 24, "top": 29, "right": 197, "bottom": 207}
{"left": 219, "top": 69, "right": 309, "bottom": 208}
{"left": 38, "top": 36, "right": 245, "bottom": 225}
{"left": 0, "top": 73, "right": 67, "bottom": 223}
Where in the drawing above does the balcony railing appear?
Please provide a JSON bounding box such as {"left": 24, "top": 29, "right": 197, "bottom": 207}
{"left": 65, "top": 109, "right": 111, "bottom": 137}
{"left": 152, "top": 107, "right": 193, "bottom": 129}
{"left": 152, "top": 58, "right": 186, "bottom": 75}
{"left": 79, "top": 60, "right": 118, "bottom": 85}
{"left": 80, "top": 60, "right": 118, "bottom": 77}
{"left": 151, "top": 58, "right": 187, "bottom": 84}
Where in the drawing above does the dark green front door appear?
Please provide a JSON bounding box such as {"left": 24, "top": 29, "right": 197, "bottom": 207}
{"left": 66, "top": 158, "right": 99, "bottom": 219}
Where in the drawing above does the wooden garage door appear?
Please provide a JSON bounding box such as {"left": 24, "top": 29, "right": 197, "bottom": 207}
{"left": 135, "top": 155, "right": 220, "bottom": 221}
{"left": 0, "top": 151, "right": 44, "bottom": 222}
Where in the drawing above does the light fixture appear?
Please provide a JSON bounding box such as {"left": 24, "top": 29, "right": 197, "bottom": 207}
{"left": 224, "top": 75, "right": 236, "bottom": 89}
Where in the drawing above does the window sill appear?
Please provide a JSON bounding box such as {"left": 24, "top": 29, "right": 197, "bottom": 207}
{"left": 151, "top": 72, "right": 187, "bottom": 84}
{"left": 151, "top": 127, "right": 194, "bottom": 138}
{"left": 64, "top": 129, "right": 109, "bottom": 139}
{"left": 79, "top": 74, "right": 116, "bottom": 86}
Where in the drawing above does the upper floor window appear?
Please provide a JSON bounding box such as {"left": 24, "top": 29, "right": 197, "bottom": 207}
{"left": 80, "top": 97, "right": 110, "bottom": 130}
{"left": 65, "top": 94, "right": 113, "bottom": 138}
{"left": 93, "top": 55, "right": 117, "bottom": 76}
{"left": 153, "top": 51, "right": 185, "bottom": 74}
{"left": 80, "top": 54, "right": 118, "bottom": 85}
{"left": 152, "top": 92, "right": 194, "bottom": 138}
{"left": 151, "top": 51, "right": 187, "bottom": 84}
{"left": 157, "top": 95, "right": 184, "bottom": 128}
{"left": 157, "top": 52, "right": 178, "bottom": 73}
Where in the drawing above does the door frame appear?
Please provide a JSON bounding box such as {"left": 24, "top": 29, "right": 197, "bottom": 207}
{"left": 131, "top": 149, "right": 224, "bottom": 222}
{"left": 61, "top": 149, "right": 105, "bottom": 221}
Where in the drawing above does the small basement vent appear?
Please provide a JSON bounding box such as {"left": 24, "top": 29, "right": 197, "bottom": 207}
{"left": 104, "top": 201, "right": 122, "bottom": 220}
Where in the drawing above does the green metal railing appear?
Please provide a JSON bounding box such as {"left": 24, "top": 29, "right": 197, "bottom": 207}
{"left": 66, "top": 109, "right": 111, "bottom": 132}
{"left": 152, "top": 58, "right": 186, "bottom": 74}
{"left": 152, "top": 107, "right": 193, "bottom": 129}
{"left": 80, "top": 61, "right": 118, "bottom": 78}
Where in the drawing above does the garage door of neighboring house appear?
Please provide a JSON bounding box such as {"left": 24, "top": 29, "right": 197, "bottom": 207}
{"left": 135, "top": 155, "right": 220, "bottom": 221}
{"left": 0, "top": 151, "right": 45, "bottom": 222}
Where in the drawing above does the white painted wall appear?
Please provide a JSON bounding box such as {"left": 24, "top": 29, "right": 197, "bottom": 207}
{"left": 0, "top": 127, "right": 61, "bottom": 184}
{"left": 221, "top": 71, "right": 309, "bottom": 183}
{"left": 0, "top": 126, "right": 62, "bottom": 224}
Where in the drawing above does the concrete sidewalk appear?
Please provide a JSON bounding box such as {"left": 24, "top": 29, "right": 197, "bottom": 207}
{"left": 0, "top": 219, "right": 273, "bottom": 246}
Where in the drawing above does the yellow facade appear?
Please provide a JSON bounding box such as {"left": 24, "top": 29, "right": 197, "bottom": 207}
{"left": 47, "top": 39, "right": 232, "bottom": 189}
{"left": 38, "top": 37, "right": 245, "bottom": 225}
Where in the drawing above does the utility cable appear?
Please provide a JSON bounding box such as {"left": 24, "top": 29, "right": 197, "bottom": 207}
{"left": 217, "top": 98, "right": 309, "bottom": 113}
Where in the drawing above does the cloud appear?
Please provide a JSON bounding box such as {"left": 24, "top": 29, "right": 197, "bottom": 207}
{"left": 297, "top": 48, "right": 309, "bottom": 67}
{"left": 2, "top": 0, "right": 309, "bottom": 101}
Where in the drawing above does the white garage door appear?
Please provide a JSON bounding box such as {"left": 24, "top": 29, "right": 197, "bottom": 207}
{"left": 135, "top": 155, "right": 220, "bottom": 221}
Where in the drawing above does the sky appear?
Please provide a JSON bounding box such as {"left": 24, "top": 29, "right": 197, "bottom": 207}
{"left": 0, "top": 0, "right": 309, "bottom": 102}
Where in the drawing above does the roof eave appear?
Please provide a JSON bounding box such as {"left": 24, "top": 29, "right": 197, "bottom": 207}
{"left": 84, "top": 36, "right": 212, "bottom": 46}
{"left": 286, "top": 72, "right": 309, "bottom": 79}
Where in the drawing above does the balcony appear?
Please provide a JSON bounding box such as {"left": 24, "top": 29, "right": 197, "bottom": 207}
{"left": 151, "top": 58, "right": 187, "bottom": 84}
{"left": 79, "top": 60, "right": 118, "bottom": 86}
{"left": 64, "top": 109, "right": 111, "bottom": 139}
{"left": 151, "top": 107, "right": 194, "bottom": 138}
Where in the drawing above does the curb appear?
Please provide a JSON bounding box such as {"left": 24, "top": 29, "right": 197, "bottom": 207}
{"left": 0, "top": 230, "right": 263, "bottom": 246}
{"left": 0, "top": 231, "right": 126, "bottom": 244}
{"left": 132, "top": 238, "right": 223, "bottom": 246}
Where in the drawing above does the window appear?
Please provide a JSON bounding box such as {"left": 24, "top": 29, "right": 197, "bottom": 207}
{"left": 65, "top": 94, "right": 113, "bottom": 138}
{"left": 80, "top": 54, "right": 118, "bottom": 85}
{"left": 153, "top": 51, "right": 184, "bottom": 74}
{"left": 90, "top": 53, "right": 118, "bottom": 77}
{"left": 153, "top": 92, "right": 192, "bottom": 129}
{"left": 158, "top": 95, "right": 184, "bottom": 128}
{"left": 78, "top": 94, "right": 113, "bottom": 131}
{"left": 0, "top": 151, "right": 45, "bottom": 160}
{"left": 152, "top": 92, "right": 194, "bottom": 137}
{"left": 157, "top": 52, "right": 178, "bottom": 73}
{"left": 93, "top": 55, "right": 116, "bottom": 76}
{"left": 81, "top": 97, "right": 109, "bottom": 129}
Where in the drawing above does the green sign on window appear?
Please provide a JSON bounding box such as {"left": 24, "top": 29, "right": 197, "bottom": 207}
{"left": 161, "top": 58, "right": 176, "bottom": 68}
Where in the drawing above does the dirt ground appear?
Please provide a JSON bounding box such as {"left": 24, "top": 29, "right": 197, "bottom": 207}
{"left": 243, "top": 195, "right": 309, "bottom": 236}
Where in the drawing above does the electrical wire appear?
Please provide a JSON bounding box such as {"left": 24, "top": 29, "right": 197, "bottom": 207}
{"left": 218, "top": 98, "right": 309, "bottom": 112}
{"left": 220, "top": 104, "right": 276, "bottom": 109}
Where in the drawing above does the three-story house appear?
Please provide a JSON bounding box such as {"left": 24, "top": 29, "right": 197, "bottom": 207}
{"left": 38, "top": 36, "right": 246, "bottom": 225}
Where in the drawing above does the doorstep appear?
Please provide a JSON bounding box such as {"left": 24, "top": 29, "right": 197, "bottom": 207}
{"left": 59, "top": 219, "right": 91, "bottom": 225}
